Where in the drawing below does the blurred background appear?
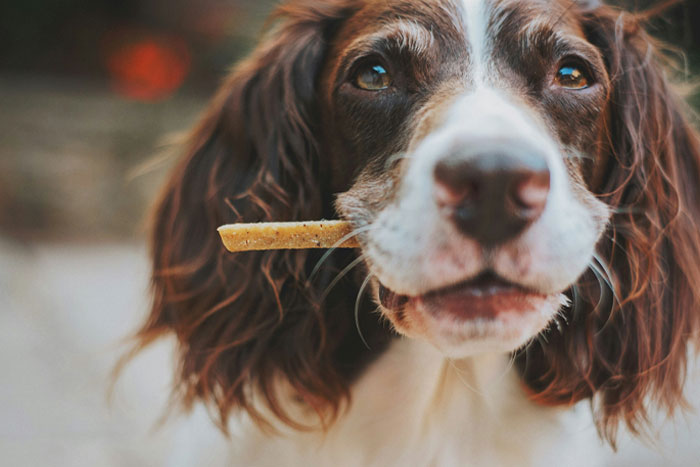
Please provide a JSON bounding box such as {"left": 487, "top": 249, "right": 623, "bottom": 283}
{"left": 0, "top": 1, "right": 699, "bottom": 465}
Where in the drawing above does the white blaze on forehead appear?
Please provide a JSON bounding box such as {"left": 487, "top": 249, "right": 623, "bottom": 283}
{"left": 461, "top": 0, "right": 490, "bottom": 83}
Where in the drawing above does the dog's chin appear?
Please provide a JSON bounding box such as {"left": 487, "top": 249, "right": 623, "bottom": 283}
{"left": 377, "top": 274, "right": 566, "bottom": 358}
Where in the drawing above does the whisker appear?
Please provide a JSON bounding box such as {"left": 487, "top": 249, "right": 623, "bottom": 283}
{"left": 608, "top": 206, "right": 646, "bottom": 215}
{"left": 448, "top": 359, "right": 487, "bottom": 397}
{"left": 591, "top": 252, "right": 629, "bottom": 333}
{"left": 591, "top": 252, "right": 621, "bottom": 305}
{"left": 319, "top": 254, "right": 366, "bottom": 303}
{"left": 493, "top": 352, "right": 518, "bottom": 385}
{"left": 604, "top": 230, "right": 631, "bottom": 257}
{"left": 309, "top": 224, "right": 375, "bottom": 282}
{"left": 564, "top": 149, "right": 595, "bottom": 161}
{"left": 568, "top": 284, "right": 581, "bottom": 321}
{"left": 588, "top": 262, "right": 627, "bottom": 335}
{"left": 588, "top": 262, "right": 609, "bottom": 313}
{"left": 384, "top": 151, "right": 412, "bottom": 170}
{"left": 354, "top": 273, "right": 374, "bottom": 350}
{"left": 516, "top": 334, "right": 538, "bottom": 365}
{"left": 553, "top": 309, "right": 567, "bottom": 334}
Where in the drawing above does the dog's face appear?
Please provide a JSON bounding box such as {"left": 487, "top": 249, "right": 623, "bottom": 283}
{"left": 140, "top": 0, "right": 700, "bottom": 439}
{"left": 322, "top": 0, "right": 611, "bottom": 356}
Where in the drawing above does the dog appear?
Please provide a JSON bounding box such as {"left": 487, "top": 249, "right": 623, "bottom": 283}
{"left": 133, "top": 0, "right": 700, "bottom": 464}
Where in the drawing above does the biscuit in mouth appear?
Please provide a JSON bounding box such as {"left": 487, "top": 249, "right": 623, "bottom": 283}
{"left": 218, "top": 220, "right": 360, "bottom": 252}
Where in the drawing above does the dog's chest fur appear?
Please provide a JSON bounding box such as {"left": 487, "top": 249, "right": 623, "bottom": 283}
{"left": 172, "top": 340, "right": 603, "bottom": 466}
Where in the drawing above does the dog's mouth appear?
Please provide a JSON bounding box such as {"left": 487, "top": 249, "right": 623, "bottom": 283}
{"left": 378, "top": 272, "right": 547, "bottom": 321}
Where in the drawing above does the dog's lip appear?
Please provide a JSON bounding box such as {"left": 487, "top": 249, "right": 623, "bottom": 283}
{"left": 378, "top": 272, "right": 546, "bottom": 318}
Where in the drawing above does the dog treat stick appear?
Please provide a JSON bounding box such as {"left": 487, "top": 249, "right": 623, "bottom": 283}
{"left": 218, "top": 221, "right": 360, "bottom": 252}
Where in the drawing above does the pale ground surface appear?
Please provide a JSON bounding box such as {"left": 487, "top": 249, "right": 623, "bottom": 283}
{"left": 1, "top": 239, "right": 699, "bottom": 466}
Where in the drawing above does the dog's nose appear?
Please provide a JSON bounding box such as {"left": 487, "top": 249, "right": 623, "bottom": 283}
{"left": 433, "top": 152, "right": 550, "bottom": 246}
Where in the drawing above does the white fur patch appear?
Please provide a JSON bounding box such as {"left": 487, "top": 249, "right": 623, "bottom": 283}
{"left": 462, "top": 0, "right": 489, "bottom": 83}
{"left": 363, "top": 16, "right": 610, "bottom": 357}
{"left": 191, "top": 340, "right": 603, "bottom": 466}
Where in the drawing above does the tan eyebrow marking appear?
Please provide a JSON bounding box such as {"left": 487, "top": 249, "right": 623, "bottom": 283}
{"left": 342, "top": 20, "right": 436, "bottom": 59}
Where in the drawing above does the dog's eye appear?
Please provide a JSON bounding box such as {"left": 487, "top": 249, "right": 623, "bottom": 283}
{"left": 555, "top": 64, "right": 590, "bottom": 90}
{"left": 354, "top": 64, "right": 392, "bottom": 91}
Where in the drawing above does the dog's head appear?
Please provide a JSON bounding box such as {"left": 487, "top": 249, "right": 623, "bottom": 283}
{"left": 329, "top": 0, "right": 613, "bottom": 357}
{"left": 136, "top": 0, "right": 700, "bottom": 442}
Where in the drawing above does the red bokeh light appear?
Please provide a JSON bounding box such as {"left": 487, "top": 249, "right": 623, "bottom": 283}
{"left": 105, "top": 35, "right": 191, "bottom": 101}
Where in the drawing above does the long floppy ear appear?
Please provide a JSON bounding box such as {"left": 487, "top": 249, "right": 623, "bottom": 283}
{"left": 518, "top": 5, "right": 700, "bottom": 444}
{"left": 132, "top": 0, "right": 388, "bottom": 432}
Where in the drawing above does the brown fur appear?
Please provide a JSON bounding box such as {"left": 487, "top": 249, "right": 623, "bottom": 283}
{"left": 516, "top": 5, "right": 700, "bottom": 444}
{"left": 129, "top": 0, "right": 700, "bottom": 445}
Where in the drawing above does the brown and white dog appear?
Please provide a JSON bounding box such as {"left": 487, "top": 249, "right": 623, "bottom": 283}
{"left": 134, "top": 0, "right": 700, "bottom": 464}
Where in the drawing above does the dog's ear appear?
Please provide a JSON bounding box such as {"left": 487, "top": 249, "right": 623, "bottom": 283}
{"left": 518, "top": 6, "right": 700, "bottom": 444}
{"left": 132, "top": 1, "right": 379, "bottom": 432}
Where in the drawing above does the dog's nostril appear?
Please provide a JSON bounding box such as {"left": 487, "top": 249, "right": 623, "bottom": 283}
{"left": 433, "top": 151, "right": 550, "bottom": 246}
{"left": 508, "top": 170, "right": 550, "bottom": 220}
{"left": 434, "top": 176, "right": 480, "bottom": 207}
